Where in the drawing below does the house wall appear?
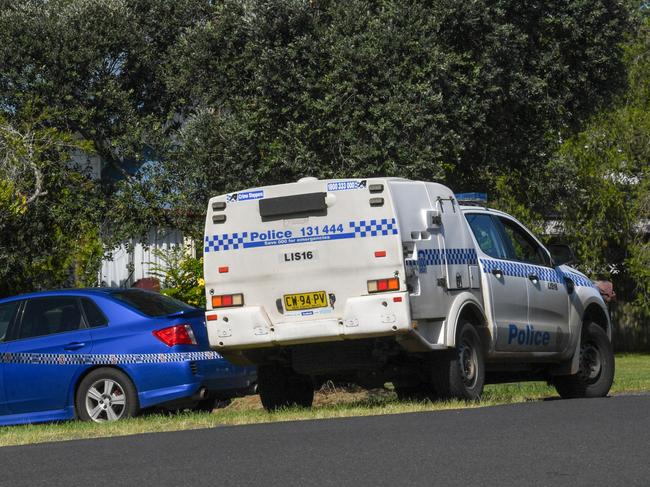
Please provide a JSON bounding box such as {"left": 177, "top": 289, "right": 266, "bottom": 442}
{"left": 99, "top": 228, "right": 185, "bottom": 287}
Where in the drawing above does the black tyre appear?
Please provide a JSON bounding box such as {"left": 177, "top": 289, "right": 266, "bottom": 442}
{"left": 258, "top": 364, "right": 314, "bottom": 411}
{"left": 554, "top": 322, "right": 615, "bottom": 399}
{"left": 76, "top": 368, "right": 139, "bottom": 422}
{"left": 431, "top": 321, "right": 485, "bottom": 400}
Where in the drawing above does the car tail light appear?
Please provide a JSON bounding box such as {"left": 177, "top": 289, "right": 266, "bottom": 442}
{"left": 153, "top": 324, "right": 197, "bottom": 347}
{"left": 211, "top": 293, "right": 244, "bottom": 308}
{"left": 367, "top": 277, "right": 400, "bottom": 293}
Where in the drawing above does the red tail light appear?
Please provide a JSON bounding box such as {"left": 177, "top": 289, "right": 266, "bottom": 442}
{"left": 153, "top": 324, "right": 197, "bottom": 347}
{"left": 211, "top": 293, "right": 244, "bottom": 308}
{"left": 367, "top": 277, "right": 400, "bottom": 293}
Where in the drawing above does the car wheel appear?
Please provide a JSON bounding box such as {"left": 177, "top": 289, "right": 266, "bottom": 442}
{"left": 431, "top": 321, "right": 485, "bottom": 401}
{"left": 554, "top": 322, "right": 615, "bottom": 399}
{"left": 76, "top": 368, "right": 139, "bottom": 422}
{"left": 258, "top": 364, "right": 314, "bottom": 411}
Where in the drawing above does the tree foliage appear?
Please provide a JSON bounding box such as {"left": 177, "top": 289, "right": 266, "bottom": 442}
{"left": 117, "top": 0, "right": 630, "bottom": 238}
{"left": 547, "top": 12, "right": 650, "bottom": 312}
{"left": 0, "top": 109, "right": 104, "bottom": 296}
{"left": 149, "top": 246, "right": 206, "bottom": 307}
{"left": 0, "top": 0, "right": 213, "bottom": 179}
{"left": 0, "top": 0, "right": 639, "bottom": 302}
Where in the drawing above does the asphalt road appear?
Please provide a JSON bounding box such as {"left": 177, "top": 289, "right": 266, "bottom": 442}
{"left": 1, "top": 395, "right": 649, "bottom": 487}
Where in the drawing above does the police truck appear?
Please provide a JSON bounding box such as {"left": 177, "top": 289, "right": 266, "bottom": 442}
{"left": 202, "top": 178, "right": 614, "bottom": 410}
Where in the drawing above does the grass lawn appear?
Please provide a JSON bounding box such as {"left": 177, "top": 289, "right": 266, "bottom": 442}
{"left": 1, "top": 353, "right": 648, "bottom": 448}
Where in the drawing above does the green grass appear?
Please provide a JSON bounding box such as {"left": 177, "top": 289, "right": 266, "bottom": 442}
{"left": 1, "top": 354, "right": 648, "bottom": 448}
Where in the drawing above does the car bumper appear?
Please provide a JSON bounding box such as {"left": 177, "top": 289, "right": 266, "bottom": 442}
{"left": 206, "top": 292, "right": 412, "bottom": 350}
{"left": 137, "top": 381, "right": 203, "bottom": 409}
{"left": 199, "top": 359, "right": 257, "bottom": 393}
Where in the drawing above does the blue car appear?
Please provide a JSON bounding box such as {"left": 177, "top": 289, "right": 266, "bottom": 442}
{"left": 0, "top": 289, "right": 256, "bottom": 425}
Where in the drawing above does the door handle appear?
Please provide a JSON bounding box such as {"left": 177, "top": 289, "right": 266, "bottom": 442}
{"left": 64, "top": 342, "right": 86, "bottom": 351}
{"left": 491, "top": 268, "right": 503, "bottom": 278}
{"left": 528, "top": 274, "right": 539, "bottom": 282}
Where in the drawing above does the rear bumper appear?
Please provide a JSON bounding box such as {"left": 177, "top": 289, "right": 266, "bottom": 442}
{"left": 138, "top": 382, "right": 202, "bottom": 409}
{"left": 206, "top": 292, "right": 412, "bottom": 350}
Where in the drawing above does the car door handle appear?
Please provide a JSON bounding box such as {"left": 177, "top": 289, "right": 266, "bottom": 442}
{"left": 528, "top": 274, "right": 539, "bottom": 282}
{"left": 64, "top": 342, "right": 86, "bottom": 351}
{"left": 491, "top": 268, "right": 503, "bottom": 277}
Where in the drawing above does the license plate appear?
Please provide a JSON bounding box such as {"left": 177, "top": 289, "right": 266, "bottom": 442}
{"left": 283, "top": 291, "right": 328, "bottom": 311}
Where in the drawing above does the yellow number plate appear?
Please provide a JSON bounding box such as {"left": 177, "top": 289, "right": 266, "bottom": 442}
{"left": 283, "top": 291, "right": 328, "bottom": 311}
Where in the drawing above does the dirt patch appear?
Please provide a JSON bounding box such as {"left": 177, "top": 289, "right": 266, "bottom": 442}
{"left": 223, "top": 384, "right": 394, "bottom": 412}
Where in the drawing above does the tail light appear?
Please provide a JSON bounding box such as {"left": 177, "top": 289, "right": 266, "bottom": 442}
{"left": 153, "top": 324, "right": 197, "bottom": 347}
{"left": 367, "top": 277, "right": 400, "bottom": 293}
{"left": 211, "top": 293, "right": 244, "bottom": 308}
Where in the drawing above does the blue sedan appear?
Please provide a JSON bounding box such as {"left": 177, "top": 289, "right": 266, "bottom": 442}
{"left": 0, "top": 289, "right": 256, "bottom": 425}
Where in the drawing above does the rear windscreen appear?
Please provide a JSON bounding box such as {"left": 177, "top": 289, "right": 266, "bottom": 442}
{"left": 111, "top": 290, "right": 195, "bottom": 317}
{"left": 259, "top": 192, "right": 327, "bottom": 221}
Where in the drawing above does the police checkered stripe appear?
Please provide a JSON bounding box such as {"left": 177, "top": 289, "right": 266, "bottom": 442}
{"left": 349, "top": 218, "right": 398, "bottom": 237}
{"left": 0, "top": 351, "right": 223, "bottom": 365}
{"left": 479, "top": 259, "right": 595, "bottom": 288}
{"left": 563, "top": 271, "right": 595, "bottom": 288}
{"left": 204, "top": 232, "right": 248, "bottom": 253}
{"left": 405, "top": 248, "right": 478, "bottom": 268}
{"left": 480, "top": 258, "right": 563, "bottom": 283}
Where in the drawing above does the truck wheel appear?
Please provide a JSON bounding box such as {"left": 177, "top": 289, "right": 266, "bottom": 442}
{"left": 431, "top": 321, "right": 485, "bottom": 401}
{"left": 258, "top": 364, "right": 314, "bottom": 411}
{"left": 554, "top": 322, "right": 614, "bottom": 399}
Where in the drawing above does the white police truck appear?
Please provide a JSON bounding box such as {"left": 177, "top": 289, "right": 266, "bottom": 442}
{"left": 203, "top": 178, "right": 614, "bottom": 410}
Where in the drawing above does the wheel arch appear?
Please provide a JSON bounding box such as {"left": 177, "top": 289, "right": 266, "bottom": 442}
{"left": 559, "top": 299, "right": 612, "bottom": 376}
{"left": 583, "top": 302, "right": 611, "bottom": 339}
{"left": 445, "top": 293, "right": 489, "bottom": 349}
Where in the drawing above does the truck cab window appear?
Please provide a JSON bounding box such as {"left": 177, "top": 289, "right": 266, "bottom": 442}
{"left": 465, "top": 213, "right": 507, "bottom": 259}
{"left": 496, "top": 217, "right": 551, "bottom": 267}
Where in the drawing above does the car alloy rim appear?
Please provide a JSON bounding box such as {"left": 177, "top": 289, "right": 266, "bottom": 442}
{"left": 459, "top": 337, "right": 478, "bottom": 388}
{"left": 85, "top": 379, "right": 126, "bottom": 422}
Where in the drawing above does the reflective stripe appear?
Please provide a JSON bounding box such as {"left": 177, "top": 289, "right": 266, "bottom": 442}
{"left": 479, "top": 258, "right": 594, "bottom": 288}
{"left": 0, "top": 351, "right": 223, "bottom": 365}
{"left": 204, "top": 218, "right": 399, "bottom": 253}
{"left": 405, "top": 252, "right": 594, "bottom": 289}
{"left": 405, "top": 248, "right": 478, "bottom": 269}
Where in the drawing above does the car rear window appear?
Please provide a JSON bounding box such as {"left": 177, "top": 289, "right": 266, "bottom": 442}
{"left": 111, "top": 290, "right": 195, "bottom": 317}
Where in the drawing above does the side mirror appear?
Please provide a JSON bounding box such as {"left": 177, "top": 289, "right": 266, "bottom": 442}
{"left": 548, "top": 244, "right": 577, "bottom": 267}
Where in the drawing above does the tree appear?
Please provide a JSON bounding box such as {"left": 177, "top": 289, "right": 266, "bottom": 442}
{"left": 116, "top": 0, "right": 631, "bottom": 239}
{"left": 547, "top": 11, "right": 650, "bottom": 314}
{"left": 0, "top": 0, "right": 213, "bottom": 180}
{"left": 0, "top": 109, "right": 103, "bottom": 296}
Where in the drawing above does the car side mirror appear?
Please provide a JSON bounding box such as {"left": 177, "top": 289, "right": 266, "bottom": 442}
{"left": 548, "top": 244, "right": 577, "bottom": 267}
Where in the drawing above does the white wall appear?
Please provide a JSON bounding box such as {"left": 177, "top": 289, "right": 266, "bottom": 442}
{"left": 99, "top": 228, "right": 185, "bottom": 288}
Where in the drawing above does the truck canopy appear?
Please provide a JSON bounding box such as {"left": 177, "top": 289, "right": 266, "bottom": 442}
{"left": 203, "top": 178, "right": 405, "bottom": 326}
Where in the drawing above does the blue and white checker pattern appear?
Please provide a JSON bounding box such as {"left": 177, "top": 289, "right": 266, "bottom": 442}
{"left": 349, "top": 218, "right": 398, "bottom": 237}
{"left": 0, "top": 351, "right": 222, "bottom": 366}
{"left": 204, "top": 232, "right": 248, "bottom": 253}
{"left": 561, "top": 270, "right": 596, "bottom": 288}
{"left": 405, "top": 248, "right": 478, "bottom": 271}
{"left": 479, "top": 258, "right": 595, "bottom": 288}
{"left": 479, "top": 259, "right": 562, "bottom": 283}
